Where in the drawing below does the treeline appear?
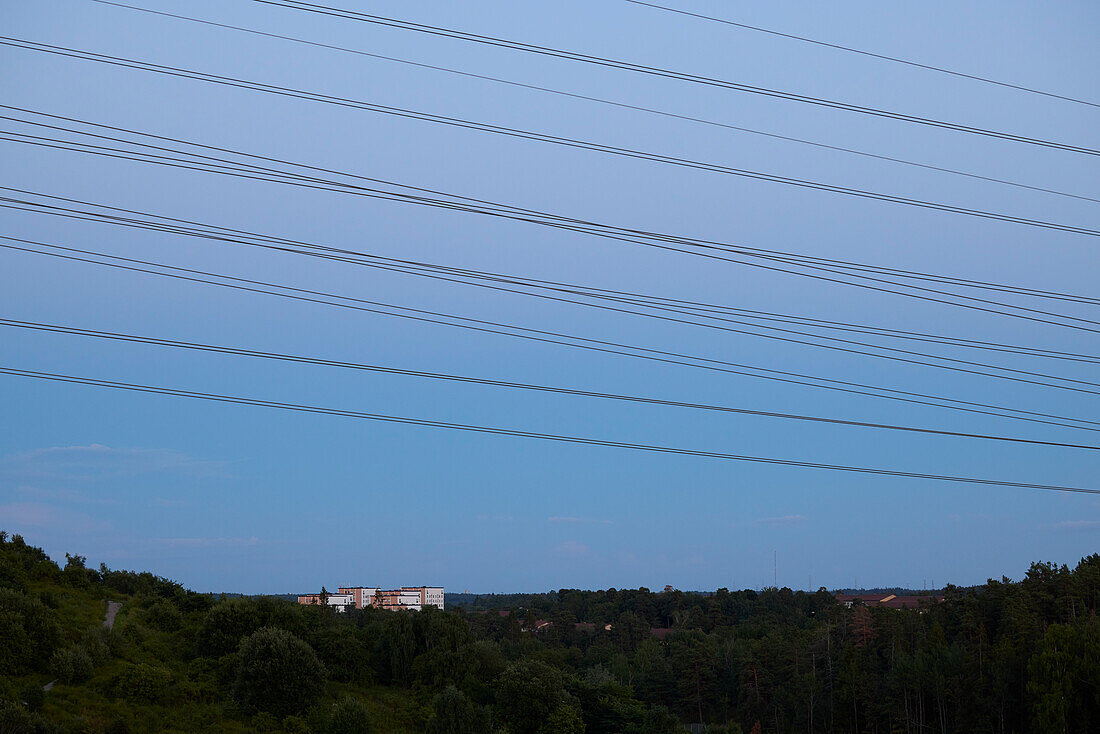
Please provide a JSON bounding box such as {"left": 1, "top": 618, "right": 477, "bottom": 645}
{"left": 2, "top": 531, "right": 1098, "bottom": 733}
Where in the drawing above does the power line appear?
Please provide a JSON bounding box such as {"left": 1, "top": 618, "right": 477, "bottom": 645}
{"left": 9, "top": 190, "right": 1099, "bottom": 370}
{"left": 2, "top": 38, "right": 1098, "bottom": 239}
{"left": 12, "top": 134, "right": 1100, "bottom": 349}
{"left": 5, "top": 317, "right": 1095, "bottom": 450}
{"left": 5, "top": 190, "right": 1099, "bottom": 396}
{"left": 8, "top": 135, "right": 1100, "bottom": 337}
{"left": 3, "top": 365, "right": 1097, "bottom": 494}
{"left": 4, "top": 234, "right": 1099, "bottom": 433}
{"left": 6, "top": 105, "right": 1098, "bottom": 313}
{"left": 87, "top": 0, "right": 1100, "bottom": 205}
{"left": 242, "top": 0, "right": 1100, "bottom": 157}
{"left": 622, "top": 0, "right": 1100, "bottom": 109}
{"left": 5, "top": 118, "right": 1100, "bottom": 345}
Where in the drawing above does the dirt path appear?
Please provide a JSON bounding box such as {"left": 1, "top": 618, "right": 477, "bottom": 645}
{"left": 103, "top": 601, "right": 122, "bottom": 630}
{"left": 43, "top": 600, "right": 122, "bottom": 692}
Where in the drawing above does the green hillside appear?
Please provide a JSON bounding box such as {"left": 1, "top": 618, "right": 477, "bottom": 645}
{"left": 2, "top": 531, "right": 1097, "bottom": 733}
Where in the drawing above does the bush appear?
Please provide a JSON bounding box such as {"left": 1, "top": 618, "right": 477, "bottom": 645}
{"left": 250, "top": 712, "right": 280, "bottom": 731}
{"left": 20, "top": 684, "right": 45, "bottom": 713}
{"left": 113, "top": 663, "right": 173, "bottom": 703}
{"left": 49, "top": 646, "right": 93, "bottom": 684}
{"left": 282, "top": 715, "right": 310, "bottom": 733}
{"left": 80, "top": 627, "right": 111, "bottom": 666}
{"left": 0, "top": 587, "right": 61, "bottom": 674}
{"left": 327, "top": 697, "right": 375, "bottom": 733}
{"left": 143, "top": 598, "right": 182, "bottom": 632}
{"left": 0, "top": 698, "right": 35, "bottom": 732}
{"left": 231, "top": 627, "right": 326, "bottom": 717}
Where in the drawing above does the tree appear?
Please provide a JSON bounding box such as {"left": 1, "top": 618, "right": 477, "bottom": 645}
{"left": 62, "top": 553, "right": 90, "bottom": 588}
{"left": 496, "top": 660, "right": 573, "bottom": 734}
{"left": 0, "top": 587, "right": 61, "bottom": 673}
{"left": 1027, "top": 620, "right": 1100, "bottom": 733}
{"left": 542, "top": 703, "right": 586, "bottom": 733}
{"left": 428, "top": 686, "right": 489, "bottom": 734}
{"left": 670, "top": 630, "right": 719, "bottom": 726}
{"left": 196, "top": 596, "right": 305, "bottom": 657}
{"left": 232, "top": 627, "right": 326, "bottom": 717}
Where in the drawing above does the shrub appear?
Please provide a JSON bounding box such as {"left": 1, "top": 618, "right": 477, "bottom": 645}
{"left": 250, "top": 712, "right": 280, "bottom": 731}
{"left": 282, "top": 715, "right": 310, "bottom": 733}
{"left": 105, "top": 720, "right": 131, "bottom": 734}
{"left": 49, "top": 646, "right": 93, "bottom": 684}
{"left": 0, "top": 587, "right": 61, "bottom": 674}
{"left": 327, "top": 697, "right": 375, "bottom": 733}
{"left": 80, "top": 627, "right": 111, "bottom": 666}
{"left": 0, "top": 698, "right": 35, "bottom": 732}
{"left": 113, "top": 662, "right": 173, "bottom": 703}
{"left": 231, "top": 627, "right": 326, "bottom": 717}
{"left": 20, "top": 684, "right": 45, "bottom": 713}
{"left": 143, "top": 598, "right": 182, "bottom": 632}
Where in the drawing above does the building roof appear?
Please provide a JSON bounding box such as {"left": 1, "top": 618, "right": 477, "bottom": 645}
{"left": 835, "top": 593, "right": 944, "bottom": 609}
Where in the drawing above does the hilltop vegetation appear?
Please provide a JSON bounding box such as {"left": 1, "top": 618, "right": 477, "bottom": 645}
{"left": 1, "top": 531, "right": 1097, "bottom": 733}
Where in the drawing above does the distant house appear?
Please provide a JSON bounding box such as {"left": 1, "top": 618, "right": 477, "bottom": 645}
{"left": 835, "top": 593, "right": 944, "bottom": 610}
{"left": 298, "top": 585, "right": 443, "bottom": 612}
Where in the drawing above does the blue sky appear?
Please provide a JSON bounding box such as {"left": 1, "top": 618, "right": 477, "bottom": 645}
{"left": 1, "top": 0, "right": 1098, "bottom": 594}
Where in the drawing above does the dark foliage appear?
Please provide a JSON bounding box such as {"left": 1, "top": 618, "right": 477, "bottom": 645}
{"left": 3, "top": 530, "right": 1099, "bottom": 732}
{"left": 231, "top": 627, "right": 327, "bottom": 717}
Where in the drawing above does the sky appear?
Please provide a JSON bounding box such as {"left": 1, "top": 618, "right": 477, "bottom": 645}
{"left": 1, "top": 0, "right": 1098, "bottom": 594}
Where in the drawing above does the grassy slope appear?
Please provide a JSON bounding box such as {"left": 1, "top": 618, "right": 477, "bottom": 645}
{"left": 5, "top": 579, "right": 425, "bottom": 732}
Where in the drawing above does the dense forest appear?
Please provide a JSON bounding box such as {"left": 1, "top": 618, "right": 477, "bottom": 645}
{"left": 1, "top": 531, "right": 1097, "bottom": 733}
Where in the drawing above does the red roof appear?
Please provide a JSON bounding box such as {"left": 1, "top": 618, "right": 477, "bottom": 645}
{"left": 836, "top": 593, "right": 944, "bottom": 609}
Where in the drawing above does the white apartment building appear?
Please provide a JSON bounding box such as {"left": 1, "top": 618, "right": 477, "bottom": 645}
{"left": 325, "top": 593, "right": 355, "bottom": 612}
{"left": 300, "top": 585, "right": 444, "bottom": 612}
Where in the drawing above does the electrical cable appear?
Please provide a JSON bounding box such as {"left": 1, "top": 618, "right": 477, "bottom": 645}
{"left": 241, "top": 0, "right": 1100, "bottom": 156}
{"left": 9, "top": 189, "right": 1100, "bottom": 369}
{"left": 5, "top": 190, "right": 1099, "bottom": 396}
{"left": 6, "top": 129, "right": 1100, "bottom": 343}
{"left": 4, "top": 234, "right": 1099, "bottom": 432}
{"left": 4, "top": 317, "right": 1096, "bottom": 450}
{"left": 621, "top": 0, "right": 1100, "bottom": 109}
{"left": 87, "top": 0, "right": 1100, "bottom": 205}
{"left": 6, "top": 105, "right": 1098, "bottom": 311}
{"left": 3, "top": 366, "right": 1097, "bottom": 494}
{"left": 2, "top": 38, "right": 1097, "bottom": 238}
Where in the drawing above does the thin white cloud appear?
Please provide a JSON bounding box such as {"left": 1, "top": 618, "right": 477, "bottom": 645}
{"left": 1053, "top": 520, "right": 1100, "bottom": 530}
{"left": 755, "top": 514, "right": 808, "bottom": 526}
{"left": 1, "top": 444, "right": 224, "bottom": 481}
{"left": 556, "top": 540, "right": 590, "bottom": 556}
{"left": 14, "top": 484, "right": 118, "bottom": 505}
{"left": 153, "top": 537, "right": 261, "bottom": 548}
{"left": 0, "top": 502, "right": 113, "bottom": 533}
{"left": 548, "top": 516, "right": 613, "bottom": 525}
